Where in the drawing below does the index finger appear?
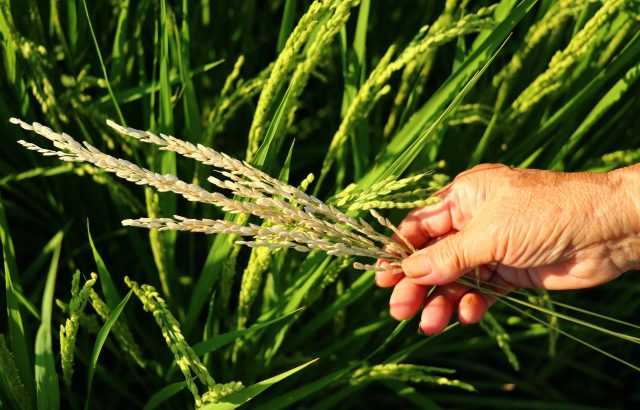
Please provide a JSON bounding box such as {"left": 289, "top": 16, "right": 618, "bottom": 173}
{"left": 392, "top": 190, "right": 454, "bottom": 249}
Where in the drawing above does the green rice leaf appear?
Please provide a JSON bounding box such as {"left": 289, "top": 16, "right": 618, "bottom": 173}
{"left": 142, "top": 381, "right": 187, "bottom": 410}
{"left": 276, "top": 0, "right": 297, "bottom": 53}
{"left": 200, "top": 358, "right": 319, "bottom": 410}
{"left": 87, "top": 221, "right": 120, "bottom": 309}
{"left": 192, "top": 308, "right": 301, "bottom": 356}
{"left": 253, "top": 367, "right": 352, "bottom": 410}
{"left": 85, "top": 290, "right": 133, "bottom": 410}
{"left": 34, "top": 242, "right": 61, "bottom": 410}
{"left": 0, "top": 193, "right": 34, "bottom": 398}
{"left": 358, "top": 0, "right": 537, "bottom": 188}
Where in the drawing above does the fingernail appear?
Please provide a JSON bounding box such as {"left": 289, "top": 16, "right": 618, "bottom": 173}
{"left": 402, "top": 254, "right": 431, "bottom": 278}
{"left": 418, "top": 323, "right": 433, "bottom": 336}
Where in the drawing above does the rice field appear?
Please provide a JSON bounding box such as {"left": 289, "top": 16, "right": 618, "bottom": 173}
{"left": 1, "top": 0, "right": 640, "bottom": 408}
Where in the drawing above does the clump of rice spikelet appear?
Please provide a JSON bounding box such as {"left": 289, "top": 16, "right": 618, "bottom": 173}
{"left": 56, "top": 299, "right": 102, "bottom": 334}
{"left": 332, "top": 173, "right": 441, "bottom": 211}
{"left": 494, "top": 0, "right": 591, "bottom": 107}
{"left": 200, "top": 381, "right": 245, "bottom": 405}
{"left": 349, "top": 363, "right": 475, "bottom": 391}
{"left": 479, "top": 312, "right": 520, "bottom": 371}
{"left": 204, "top": 58, "right": 273, "bottom": 145}
{"left": 0, "top": 334, "right": 33, "bottom": 410}
{"left": 282, "top": 0, "right": 361, "bottom": 139}
{"left": 317, "top": 6, "right": 496, "bottom": 187}
{"left": 220, "top": 239, "right": 243, "bottom": 309}
{"left": 446, "top": 104, "right": 494, "bottom": 127}
{"left": 508, "top": 0, "right": 625, "bottom": 121}
{"left": 245, "top": 0, "right": 332, "bottom": 160}
{"left": 597, "top": 18, "right": 637, "bottom": 68}
{"left": 12, "top": 117, "right": 413, "bottom": 272}
{"left": 237, "top": 245, "right": 272, "bottom": 330}
{"left": 383, "top": 0, "right": 459, "bottom": 137}
{"left": 592, "top": 148, "right": 640, "bottom": 171}
{"left": 304, "top": 256, "right": 354, "bottom": 305}
{"left": 89, "top": 289, "right": 146, "bottom": 368}
{"left": 125, "top": 277, "right": 239, "bottom": 406}
{"left": 0, "top": 1, "right": 65, "bottom": 126}
{"left": 146, "top": 190, "right": 172, "bottom": 298}
{"left": 60, "top": 271, "right": 98, "bottom": 387}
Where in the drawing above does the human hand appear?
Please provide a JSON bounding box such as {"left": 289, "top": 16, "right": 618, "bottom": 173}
{"left": 376, "top": 163, "right": 640, "bottom": 335}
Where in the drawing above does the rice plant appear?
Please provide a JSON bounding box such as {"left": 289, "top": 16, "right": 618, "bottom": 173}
{"left": 2, "top": 0, "right": 640, "bottom": 408}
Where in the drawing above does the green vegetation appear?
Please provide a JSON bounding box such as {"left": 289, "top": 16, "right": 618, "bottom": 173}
{"left": 1, "top": 0, "right": 640, "bottom": 408}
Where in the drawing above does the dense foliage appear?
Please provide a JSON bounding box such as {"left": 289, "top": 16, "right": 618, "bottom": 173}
{"left": 1, "top": 0, "right": 640, "bottom": 408}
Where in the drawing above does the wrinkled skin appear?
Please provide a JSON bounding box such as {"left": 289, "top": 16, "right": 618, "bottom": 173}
{"left": 376, "top": 163, "right": 640, "bottom": 335}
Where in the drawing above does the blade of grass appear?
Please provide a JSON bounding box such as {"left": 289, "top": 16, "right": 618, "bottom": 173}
{"left": 193, "top": 308, "right": 302, "bottom": 356}
{"left": 34, "top": 241, "right": 61, "bottom": 410}
{"left": 0, "top": 163, "right": 73, "bottom": 187}
{"left": 287, "top": 271, "right": 373, "bottom": 349}
{"left": 276, "top": 0, "right": 296, "bottom": 53}
{"left": 457, "top": 278, "right": 640, "bottom": 344}
{"left": 143, "top": 382, "right": 187, "bottom": 410}
{"left": 0, "top": 193, "right": 34, "bottom": 398}
{"left": 379, "top": 44, "right": 501, "bottom": 181}
{"left": 252, "top": 84, "right": 293, "bottom": 174}
{"left": 252, "top": 367, "right": 353, "bottom": 410}
{"left": 95, "top": 59, "right": 223, "bottom": 106}
{"left": 87, "top": 221, "right": 120, "bottom": 308}
{"left": 549, "top": 59, "right": 640, "bottom": 170}
{"left": 85, "top": 289, "right": 133, "bottom": 410}
{"left": 357, "top": 0, "right": 536, "bottom": 188}
{"left": 495, "top": 296, "right": 640, "bottom": 373}
{"left": 201, "top": 359, "right": 318, "bottom": 410}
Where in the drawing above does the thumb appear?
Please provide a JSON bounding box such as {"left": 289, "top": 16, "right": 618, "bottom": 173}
{"left": 401, "top": 229, "right": 493, "bottom": 286}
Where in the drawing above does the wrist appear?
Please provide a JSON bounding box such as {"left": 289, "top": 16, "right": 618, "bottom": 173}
{"left": 609, "top": 164, "right": 640, "bottom": 271}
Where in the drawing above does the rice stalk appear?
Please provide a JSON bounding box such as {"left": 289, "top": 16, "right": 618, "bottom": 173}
{"left": 305, "top": 255, "right": 354, "bottom": 306}
{"left": 349, "top": 363, "right": 475, "bottom": 391}
{"left": 11, "top": 118, "right": 412, "bottom": 266}
{"left": 60, "top": 271, "right": 98, "bottom": 387}
{"left": 220, "top": 237, "right": 243, "bottom": 309}
{"left": 479, "top": 312, "right": 520, "bottom": 371}
{"left": 508, "top": 0, "right": 626, "bottom": 122}
{"left": 458, "top": 277, "right": 640, "bottom": 346}
{"left": 245, "top": 0, "right": 333, "bottom": 160}
{"left": 492, "top": 293, "right": 640, "bottom": 373}
{"left": 282, "top": 0, "right": 361, "bottom": 141}
{"left": 125, "top": 277, "right": 244, "bottom": 407}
